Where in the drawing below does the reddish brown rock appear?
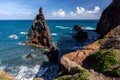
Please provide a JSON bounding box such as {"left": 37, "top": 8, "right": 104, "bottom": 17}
{"left": 96, "top": 0, "right": 120, "bottom": 36}
{"left": 28, "top": 7, "right": 51, "bottom": 48}
{"left": 63, "top": 41, "right": 101, "bottom": 64}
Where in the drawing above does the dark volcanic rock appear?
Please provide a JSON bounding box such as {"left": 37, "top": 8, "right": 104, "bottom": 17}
{"left": 73, "top": 25, "right": 82, "bottom": 31}
{"left": 28, "top": 7, "right": 51, "bottom": 48}
{"left": 74, "top": 30, "right": 88, "bottom": 41}
{"left": 48, "top": 45, "right": 58, "bottom": 63}
{"left": 96, "top": 0, "right": 120, "bottom": 36}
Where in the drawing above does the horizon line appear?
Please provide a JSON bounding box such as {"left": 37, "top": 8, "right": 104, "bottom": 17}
{"left": 0, "top": 19, "right": 99, "bottom": 20}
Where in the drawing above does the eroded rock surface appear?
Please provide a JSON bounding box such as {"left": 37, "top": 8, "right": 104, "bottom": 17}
{"left": 96, "top": 0, "right": 120, "bottom": 36}
{"left": 28, "top": 7, "right": 51, "bottom": 48}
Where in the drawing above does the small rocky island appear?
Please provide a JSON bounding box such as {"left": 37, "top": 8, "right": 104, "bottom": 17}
{"left": 28, "top": 7, "right": 51, "bottom": 48}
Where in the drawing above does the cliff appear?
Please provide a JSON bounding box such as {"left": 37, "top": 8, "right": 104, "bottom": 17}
{"left": 57, "top": 0, "right": 120, "bottom": 79}
{"left": 28, "top": 7, "right": 51, "bottom": 48}
{"left": 96, "top": 0, "right": 120, "bottom": 36}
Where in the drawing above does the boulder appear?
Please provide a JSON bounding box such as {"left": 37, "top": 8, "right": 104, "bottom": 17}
{"left": 96, "top": 0, "right": 120, "bottom": 37}
{"left": 28, "top": 7, "right": 51, "bottom": 48}
{"left": 73, "top": 25, "right": 82, "bottom": 31}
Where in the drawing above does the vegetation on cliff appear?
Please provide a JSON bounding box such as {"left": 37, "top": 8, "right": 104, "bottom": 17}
{"left": 87, "top": 49, "right": 120, "bottom": 77}
{"left": 55, "top": 67, "right": 90, "bottom": 80}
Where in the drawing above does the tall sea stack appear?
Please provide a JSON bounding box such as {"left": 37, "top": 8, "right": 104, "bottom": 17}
{"left": 28, "top": 7, "right": 51, "bottom": 48}
{"left": 96, "top": 0, "right": 120, "bottom": 36}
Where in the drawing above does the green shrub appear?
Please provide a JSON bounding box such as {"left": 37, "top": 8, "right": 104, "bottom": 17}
{"left": 72, "top": 69, "right": 90, "bottom": 80}
{"left": 88, "top": 49, "right": 120, "bottom": 77}
{"left": 54, "top": 68, "right": 90, "bottom": 80}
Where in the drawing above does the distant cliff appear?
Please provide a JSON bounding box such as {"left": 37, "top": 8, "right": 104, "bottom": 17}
{"left": 28, "top": 7, "right": 51, "bottom": 48}
{"left": 96, "top": 0, "right": 120, "bottom": 36}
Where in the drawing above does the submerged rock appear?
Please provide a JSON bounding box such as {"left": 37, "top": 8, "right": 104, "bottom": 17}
{"left": 28, "top": 7, "right": 51, "bottom": 48}
{"left": 96, "top": 0, "right": 120, "bottom": 36}
{"left": 26, "top": 54, "right": 34, "bottom": 59}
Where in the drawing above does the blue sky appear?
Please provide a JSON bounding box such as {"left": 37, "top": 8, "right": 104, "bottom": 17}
{"left": 0, "top": 0, "right": 112, "bottom": 20}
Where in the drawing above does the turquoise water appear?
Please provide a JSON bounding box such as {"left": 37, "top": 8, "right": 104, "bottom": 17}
{"left": 0, "top": 20, "right": 98, "bottom": 80}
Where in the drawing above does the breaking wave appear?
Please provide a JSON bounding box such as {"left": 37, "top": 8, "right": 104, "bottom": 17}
{"left": 15, "top": 65, "right": 40, "bottom": 80}
{"left": 56, "top": 26, "right": 69, "bottom": 29}
{"left": 82, "top": 27, "right": 95, "bottom": 30}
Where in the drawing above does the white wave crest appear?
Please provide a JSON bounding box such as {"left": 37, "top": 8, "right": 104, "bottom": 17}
{"left": 56, "top": 26, "right": 69, "bottom": 29}
{"left": 20, "top": 32, "right": 28, "bottom": 34}
{"left": 51, "top": 33, "right": 58, "bottom": 36}
{"left": 18, "top": 42, "right": 25, "bottom": 46}
{"left": 82, "top": 27, "right": 95, "bottom": 30}
{"left": 9, "top": 34, "right": 18, "bottom": 39}
{"left": 16, "top": 65, "right": 40, "bottom": 80}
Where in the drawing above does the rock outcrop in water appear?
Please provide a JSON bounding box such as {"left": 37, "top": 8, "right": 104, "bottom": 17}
{"left": 96, "top": 0, "right": 120, "bottom": 36}
{"left": 28, "top": 7, "right": 51, "bottom": 48}
{"left": 73, "top": 25, "right": 82, "bottom": 31}
{"left": 73, "top": 25, "right": 88, "bottom": 41}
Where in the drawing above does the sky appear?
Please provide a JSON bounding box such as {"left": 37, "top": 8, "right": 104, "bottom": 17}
{"left": 0, "top": 0, "right": 112, "bottom": 20}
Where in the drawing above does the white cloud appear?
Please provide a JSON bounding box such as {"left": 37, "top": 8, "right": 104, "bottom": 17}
{"left": 76, "top": 7, "right": 85, "bottom": 14}
{"left": 70, "top": 12, "right": 77, "bottom": 16}
{"left": 86, "top": 6, "right": 100, "bottom": 14}
{"left": 71, "top": 6, "right": 100, "bottom": 16}
{"left": 52, "top": 9, "right": 66, "bottom": 17}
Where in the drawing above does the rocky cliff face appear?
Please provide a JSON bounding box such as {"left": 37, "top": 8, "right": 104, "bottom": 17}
{"left": 96, "top": 0, "right": 120, "bottom": 36}
{"left": 28, "top": 7, "right": 51, "bottom": 48}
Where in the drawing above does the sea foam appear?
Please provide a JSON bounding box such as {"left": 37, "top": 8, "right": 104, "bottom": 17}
{"left": 56, "top": 26, "right": 69, "bottom": 29}
{"left": 18, "top": 42, "right": 25, "bottom": 46}
{"left": 51, "top": 33, "right": 58, "bottom": 36}
{"left": 19, "top": 32, "right": 28, "bottom": 35}
{"left": 82, "top": 27, "right": 95, "bottom": 30}
{"left": 16, "top": 65, "right": 40, "bottom": 80}
{"left": 9, "top": 34, "right": 18, "bottom": 39}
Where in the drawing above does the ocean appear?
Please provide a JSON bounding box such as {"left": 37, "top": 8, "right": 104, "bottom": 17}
{"left": 0, "top": 20, "right": 98, "bottom": 80}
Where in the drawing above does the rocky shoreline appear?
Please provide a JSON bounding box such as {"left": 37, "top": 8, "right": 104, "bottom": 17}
{"left": 2, "top": 0, "right": 120, "bottom": 79}
{"left": 56, "top": 0, "right": 120, "bottom": 80}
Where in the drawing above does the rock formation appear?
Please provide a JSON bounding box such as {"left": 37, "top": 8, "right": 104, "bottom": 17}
{"left": 28, "top": 7, "right": 51, "bottom": 48}
{"left": 74, "top": 30, "right": 88, "bottom": 41}
{"left": 47, "top": 45, "right": 58, "bottom": 63}
{"left": 72, "top": 25, "right": 88, "bottom": 41}
{"left": 73, "top": 25, "right": 82, "bottom": 31}
{"left": 96, "top": 0, "right": 120, "bottom": 36}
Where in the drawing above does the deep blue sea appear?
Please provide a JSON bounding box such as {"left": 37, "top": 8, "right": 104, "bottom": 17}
{"left": 0, "top": 20, "right": 98, "bottom": 80}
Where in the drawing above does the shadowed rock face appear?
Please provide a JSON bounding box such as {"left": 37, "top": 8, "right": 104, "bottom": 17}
{"left": 96, "top": 0, "right": 120, "bottom": 36}
{"left": 28, "top": 7, "right": 51, "bottom": 48}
